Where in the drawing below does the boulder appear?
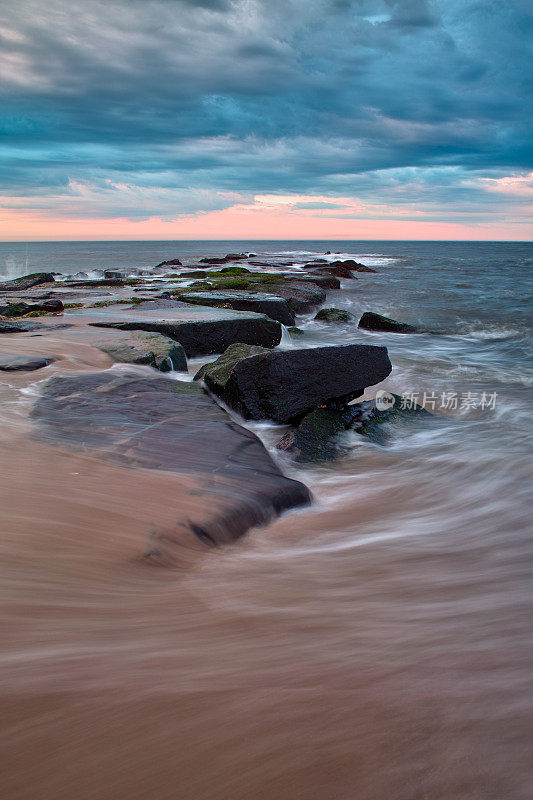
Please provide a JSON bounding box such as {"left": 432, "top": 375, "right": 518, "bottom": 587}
{"left": 0, "top": 299, "right": 64, "bottom": 318}
{"left": 203, "top": 343, "right": 392, "bottom": 423}
{"left": 329, "top": 259, "right": 377, "bottom": 273}
{"left": 0, "top": 352, "right": 54, "bottom": 371}
{"left": 288, "top": 274, "right": 341, "bottom": 290}
{"left": 31, "top": 373, "right": 311, "bottom": 558}
{"left": 178, "top": 291, "right": 295, "bottom": 326}
{"left": 199, "top": 253, "right": 250, "bottom": 265}
{"left": 95, "top": 331, "right": 187, "bottom": 372}
{"left": 267, "top": 282, "right": 326, "bottom": 314}
{"left": 0, "top": 273, "right": 55, "bottom": 292}
{"left": 314, "top": 308, "right": 354, "bottom": 323}
{"left": 154, "top": 259, "right": 182, "bottom": 268}
{"left": 358, "top": 311, "right": 421, "bottom": 334}
{"left": 307, "top": 263, "right": 356, "bottom": 279}
{"left": 194, "top": 343, "right": 268, "bottom": 384}
{"left": 65, "top": 304, "right": 282, "bottom": 356}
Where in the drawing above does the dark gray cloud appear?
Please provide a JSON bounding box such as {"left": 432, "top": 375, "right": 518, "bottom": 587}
{"left": 0, "top": 0, "right": 532, "bottom": 222}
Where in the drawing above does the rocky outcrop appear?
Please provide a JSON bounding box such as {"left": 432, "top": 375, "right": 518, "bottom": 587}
{"left": 31, "top": 372, "right": 311, "bottom": 559}
{"left": 309, "top": 264, "right": 356, "bottom": 279}
{"left": 178, "top": 291, "right": 295, "bottom": 326}
{"left": 267, "top": 282, "right": 326, "bottom": 314}
{"left": 358, "top": 311, "right": 421, "bottom": 334}
{"left": 95, "top": 331, "right": 187, "bottom": 371}
{"left": 0, "top": 273, "right": 55, "bottom": 292}
{"left": 0, "top": 299, "right": 64, "bottom": 318}
{"left": 202, "top": 343, "right": 392, "bottom": 423}
{"left": 154, "top": 259, "right": 182, "bottom": 268}
{"left": 73, "top": 304, "right": 282, "bottom": 356}
{"left": 314, "top": 308, "right": 354, "bottom": 323}
{"left": 0, "top": 352, "right": 54, "bottom": 371}
{"left": 288, "top": 274, "right": 341, "bottom": 290}
{"left": 199, "top": 253, "right": 250, "bottom": 265}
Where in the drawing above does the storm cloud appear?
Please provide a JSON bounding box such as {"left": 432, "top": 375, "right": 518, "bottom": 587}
{"left": 0, "top": 0, "right": 532, "bottom": 230}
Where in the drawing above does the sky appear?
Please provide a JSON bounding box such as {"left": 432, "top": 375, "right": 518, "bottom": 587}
{"left": 0, "top": 0, "right": 532, "bottom": 241}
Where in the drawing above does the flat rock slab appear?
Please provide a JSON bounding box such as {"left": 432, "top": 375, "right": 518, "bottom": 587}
{"left": 63, "top": 304, "right": 282, "bottom": 356}
{"left": 0, "top": 320, "right": 72, "bottom": 334}
{"left": 31, "top": 373, "right": 311, "bottom": 559}
{"left": 179, "top": 291, "right": 295, "bottom": 326}
{"left": 94, "top": 330, "right": 187, "bottom": 371}
{"left": 0, "top": 273, "right": 55, "bottom": 292}
{"left": 204, "top": 343, "right": 393, "bottom": 423}
{"left": 0, "top": 351, "right": 54, "bottom": 371}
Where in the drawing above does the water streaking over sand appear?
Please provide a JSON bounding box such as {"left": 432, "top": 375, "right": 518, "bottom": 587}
{"left": 1, "top": 241, "right": 532, "bottom": 800}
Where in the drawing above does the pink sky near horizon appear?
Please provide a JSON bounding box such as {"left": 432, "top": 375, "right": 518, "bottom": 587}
{"left": 1, "top": 201, "right": 532, "bottom": 242}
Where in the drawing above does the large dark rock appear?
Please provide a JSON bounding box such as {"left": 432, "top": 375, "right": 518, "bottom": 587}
{"left": 288, "top": 274, "right": 340, "bottom": 290}
{"left": 307, "top": 263, "right": 356, "bottom": 279}
{"left": 178, "top": 291, "right": 295, "bottom": 326}
{"left": 0, "top": 299, "right": 64, "bottom": 318}
{"left": 95, "top": 331, "right": 187, "bottom": 371}
{"left": 0, "top": 273, "right": 55, "bottom": 292}
{"left": 31, "top": 373, "right": 311, "bottom": 558}
{"left": 358, "top": 311, "right": 421, "bottom": 334}
{"left": 314, "top": 308, "right": 354, "bottom": 323}
{"left": 0, "top": 352, "right": 54, "bottom": 371}
{"left": 203, "top": 343, "right": 392, "bottom": 423}
{"left": 200, "top": 253, "right": 250, "bottom": 265}
{"left": 154, "top": 259, "right": 182, "bottom": 268}
{"left": 328, "top": 260, "right": 377, "bottom": 273}
{"left": 69, "top": 305, "right": 282, "bottom": 356}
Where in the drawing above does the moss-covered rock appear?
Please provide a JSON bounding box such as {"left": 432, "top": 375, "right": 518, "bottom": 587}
{"left": 314, "top": 308, "right": 354, "bottom": 323}
{"left": 194, "top": 342, "right": 268, "bottom": 384}
{"left": 277, "top": 406, "right": 356, "bottom": 462}
{"left": 353, "top": 393, "right": 432, "bottom": 444}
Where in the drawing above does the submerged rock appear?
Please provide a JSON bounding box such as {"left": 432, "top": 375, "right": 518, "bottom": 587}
{"left": 31, "top": 372, "right": 311, "bottom": 558}
{"left": 314, "top": 308, "right": 354, "bottom": 323}
{"left": 358, "top": 311, "right": 421, "bottom": 334}
{"left": 352, "top": 393, "right": 433, "bottom": 444}
{"left": 0, "top": 273, "right": 55, "bottom": 292}
{"left": 203, "top": 343, "right": 392, "bottom": 423}
{"left": 0, "top": 351, "right": 54, "bottom": 371}
{"left": 96, "top": 331, "right": 187, "bottom": 372}
{"left": 178, "top": 290, "right": 295, "bottom": 326}
{"left": 277, "top": 406, "right": 357, "bottom": 462}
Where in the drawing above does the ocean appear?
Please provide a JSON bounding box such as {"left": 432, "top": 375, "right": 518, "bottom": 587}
{"left": 1, "top": 239, "right": 532, "bottom": 799}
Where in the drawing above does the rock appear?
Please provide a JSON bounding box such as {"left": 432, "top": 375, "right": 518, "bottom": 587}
{"left": 178, "top": 291, "right": 295, "bottom": 326}
{"left": 194, "top": 343, "right": 268, "bottom": 383}
{"left": 287, "top": 326, "right": 305, "bottom": 337}
{"left": 104, "top": 270, "right": 126, "bottom": 279}
{"left": 95, "top": 331, "right": 187, "bottom": 372}
{"left": 0, "top": 299, "right": 64, "bottom": 318}
{"left": 31, "top": 373, "right": 311, "bottom": 558}
{"left": 203, "top": 343, "right": 392, "bottom": 423}
{"left": 180, "top": 266, "right": 251, "bottom": 279}
{"left": 289, "top": 274, "right": 341, "bottom": 290}
{"left": 358, "top": 311, "right": 421, "bottom": 334}
{"left": 0, "top": 352, "right": 54, "bottom": 371}
{"left": 267, "top": 282, "right": 326, "bottom": 314}
{"left": 314, "top": 308, "right": 354, "bottom": 323}
{"left": 277, "top": 406, "right": 356, "bottom": 462}
{"left": 199, "top": 253, "right": 250, "bottom": 265}
{"left": 0, "top": 320, "right": 72, "bottom": 334}
{"left": 316, "top": 265, "right": 356, "bottom": 279}
{"left": 330, "top": 259, "right": 376, "bottom": 273}
{"left": 352, "top": 393, "right": 433, "bottom": 444}
{"left": 65, "top": 304, "right": 282, "bottom": 356}
{"left": 0, "top": 273, "right": 55, "bottom": 292}
{"left": 154, "top": 259, "right": 182, "bottom": 268}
